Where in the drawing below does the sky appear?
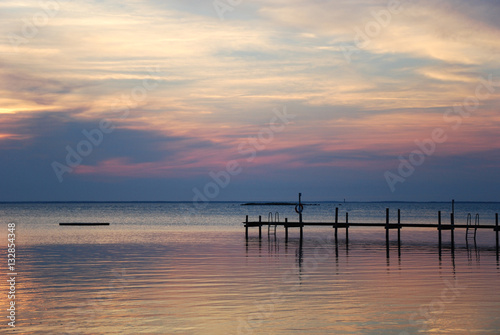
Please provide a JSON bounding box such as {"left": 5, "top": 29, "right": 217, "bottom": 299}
{"left": 0, "top": 0, "right": 499, "bottom": 202}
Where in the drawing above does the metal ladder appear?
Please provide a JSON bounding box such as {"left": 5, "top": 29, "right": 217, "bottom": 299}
{"left": 268, "top": 212, "right": 279, "bottom": 235}
{"left": 466, "top": 213, "right": 479, "bottom": 241}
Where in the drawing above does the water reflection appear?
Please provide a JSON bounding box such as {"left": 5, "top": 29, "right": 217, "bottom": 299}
{"left": 267, "top": 234, "right": 279, "bottom": 255}
{"left": 467, "top": 240, "right": 480, "bottom": 263}
{"left": 5, "top": 228, "right": 500, "bottom": 334}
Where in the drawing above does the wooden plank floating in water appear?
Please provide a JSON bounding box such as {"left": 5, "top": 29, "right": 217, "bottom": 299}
{"left": 59, "top": 222, "right": 110, "bottom": 226}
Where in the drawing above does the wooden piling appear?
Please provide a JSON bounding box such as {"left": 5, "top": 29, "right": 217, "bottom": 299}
{"left": 245, "top": 215, "right": 249, "bottom": 240}
{"left": 334, "top": 207, "right": 339, "bottom": 244}
{"left": 496, "top": 213, "right": 498, "bottom": 258}
{"left": 397, "top": 209, "right": 401, "bottom": 245}
{"left": 397, "top": 209, "right": 401, "bottom": 256}
{"left": 386, "top": 208, "right": 390, "bottom": 257}
{"left": 450, "top": 213, "right": 455, "bottom": 253}
{"left": 345, "top": 212, "right": 349, "bottom": 244}
{"left": 438, "top": 211, "right": 442, "bottom": 255}
{"left": 298, "top": 192, "right": 303, "bottom": 224}
{"left": 285, "top": 217, "right": 288, "bottom": 242}
{"left": 259, "top": 215, "right": 262, "bottom": 240}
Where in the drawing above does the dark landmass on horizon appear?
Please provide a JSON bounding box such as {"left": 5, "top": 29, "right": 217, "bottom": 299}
{"left": 241, "top": 202, "right": 320, "bottom": 206}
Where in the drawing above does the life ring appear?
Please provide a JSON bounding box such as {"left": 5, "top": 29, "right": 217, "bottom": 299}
{"left": 295, "top": 204, "right": 304, "bottom": 214}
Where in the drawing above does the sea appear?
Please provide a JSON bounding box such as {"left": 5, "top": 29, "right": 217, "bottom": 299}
{"left": 1, "top": 201, "right": 500, "bottom": 334}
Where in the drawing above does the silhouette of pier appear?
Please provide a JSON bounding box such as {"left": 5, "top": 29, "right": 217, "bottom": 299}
{"left": 244, "top": 194, "right": 500, "bottom": 258}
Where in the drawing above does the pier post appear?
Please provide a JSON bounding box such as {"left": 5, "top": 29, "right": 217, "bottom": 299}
{"left": 438, "top": 211, "right": 442, "bottom": 255}
{"left": 285, "top": 217, "right": 288, "bottom": 242}
{"left": 245, "top": 215, "right": 249, "bottom": 240}
{"left": 298, "top": 193, "right": 303, "bottom": 224}
{"left": 345, "top": 212, "right": 349, "bottom": 245}
{"left": 335, "top": 207, "right": 339, "bottom": 244}
{"left": 451, "top": 199, "right": 455, "bottom": 255}
{"left": 450, "top": 213, "right": 455, "bottom": 253}
{"left": 259, "top": 215, "right": 262, "bottom": 240}
{"left": 496, "top": 213, "right": 498, "bottom": 259}
{"left": 386, "top": 208, "right": 390, "bottom": 257}
{"left": 397, "top": 209, "right": 401, "bottom": 256}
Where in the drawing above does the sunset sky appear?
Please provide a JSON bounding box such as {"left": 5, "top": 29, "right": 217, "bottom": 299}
{"left": 1, "top": 0, "right": 499, "bottom": 201}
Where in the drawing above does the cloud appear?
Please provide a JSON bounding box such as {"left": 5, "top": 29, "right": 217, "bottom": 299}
{"left": 0, "top": 0, "right": 499, "bottom": 200}
{"left": 259, "top": 0, "right": 500, "bottom": 64}
{"left": 0, "top": 112, "right": 230, "bottom": 180}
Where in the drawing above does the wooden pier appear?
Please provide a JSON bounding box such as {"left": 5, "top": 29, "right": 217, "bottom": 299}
{"left": 244, "top": 200, "right": 500, "bottom": 258}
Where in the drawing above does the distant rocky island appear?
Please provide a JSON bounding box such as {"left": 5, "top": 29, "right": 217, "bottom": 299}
{"left": 241, "top": 202, "right": 319, "bottom": 206}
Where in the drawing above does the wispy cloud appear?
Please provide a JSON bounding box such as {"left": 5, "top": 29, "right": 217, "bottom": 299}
{"left": 1, "top": 0, "right": 499, "bottom": 200}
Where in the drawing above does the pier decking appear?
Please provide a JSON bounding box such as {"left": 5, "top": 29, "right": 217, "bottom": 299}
{"left": 244, "top": 197, "right": 500, "bottom": 258}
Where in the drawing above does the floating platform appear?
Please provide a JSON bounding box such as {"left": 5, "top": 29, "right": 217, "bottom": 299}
{"left": 59, "top": 222, "right": 110, "bottom": 226}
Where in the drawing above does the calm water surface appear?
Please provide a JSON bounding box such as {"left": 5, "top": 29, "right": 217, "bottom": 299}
{"left": 1, "top": 202, "right": 499, "bottom": 334}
